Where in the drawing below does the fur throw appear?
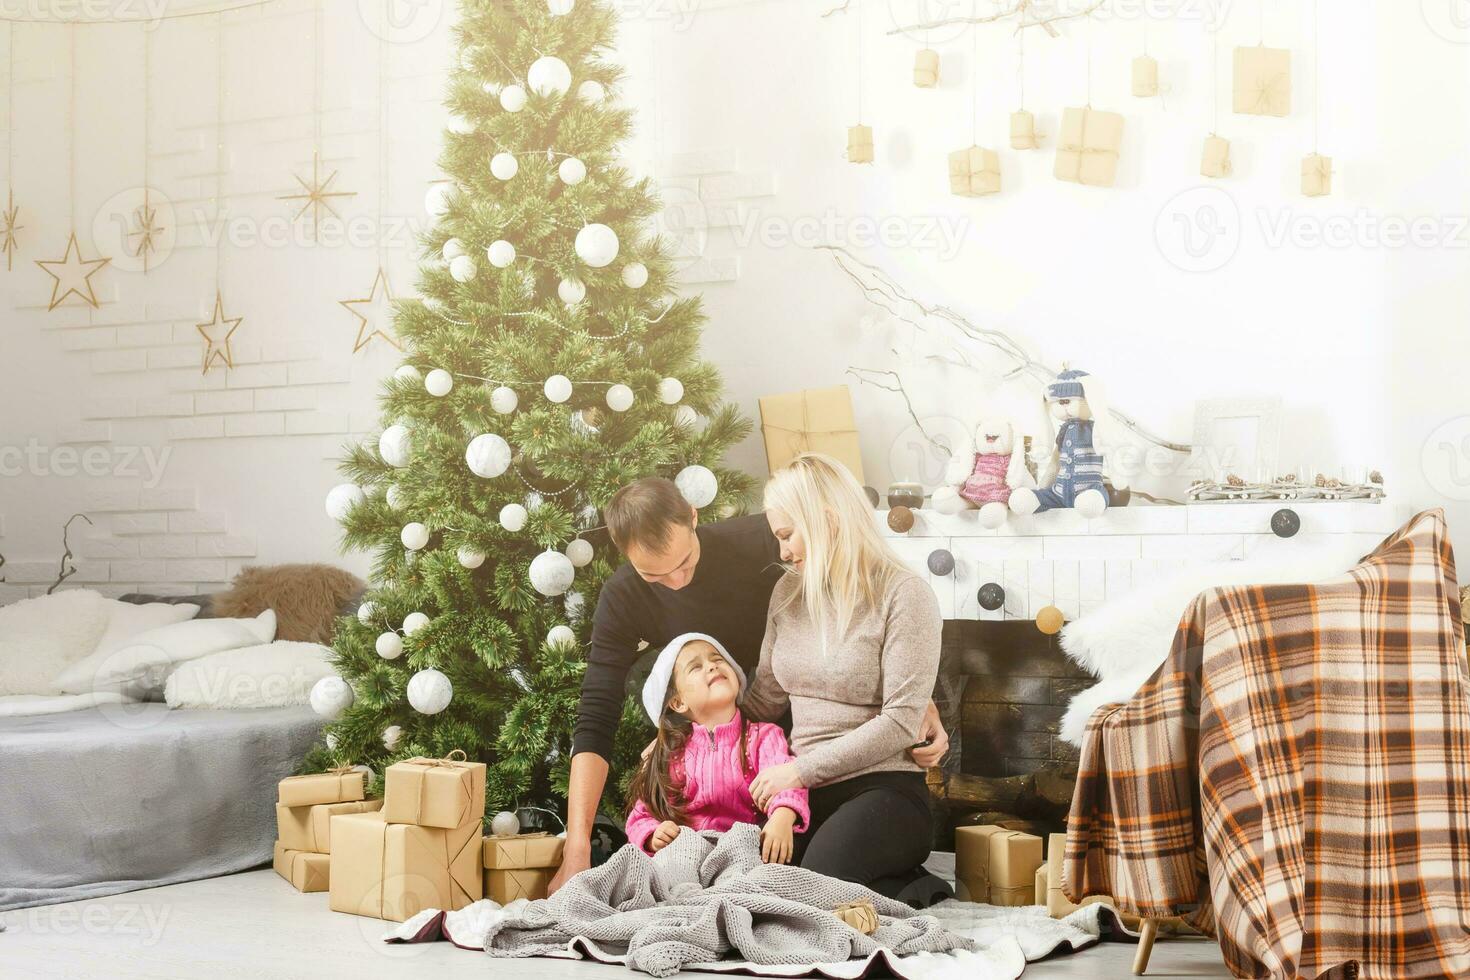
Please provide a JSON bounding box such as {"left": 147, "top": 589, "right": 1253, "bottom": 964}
{"left": 211, "top": 564, "right": 363, "bottom": 644}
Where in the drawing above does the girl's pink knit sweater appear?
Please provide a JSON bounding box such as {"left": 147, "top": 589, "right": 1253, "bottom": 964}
{"left": 625, "top": 711, "right": 810, "bottom": 854}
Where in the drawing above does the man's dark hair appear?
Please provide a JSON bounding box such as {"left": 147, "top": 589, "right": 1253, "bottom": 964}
{"left": 605, "top": 477, "right": 694, "bottom": 554}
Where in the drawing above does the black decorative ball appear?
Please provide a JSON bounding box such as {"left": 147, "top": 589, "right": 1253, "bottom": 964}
{"left": 863, "top": 485, "right": 881, "bottom": 508}
{"left": 977, "top": 582, "right": 1005, "bottom": 611}
{"left": 1271, "top": 508, "right": 1301, "bottom": 538}
{"left": 927, "top": 549, "right": 955, "bottom": 576}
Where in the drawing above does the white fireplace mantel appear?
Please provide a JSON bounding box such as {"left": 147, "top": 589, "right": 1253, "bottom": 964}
{"left": 875, "top": 500, "right": 1405, "bottom": 622}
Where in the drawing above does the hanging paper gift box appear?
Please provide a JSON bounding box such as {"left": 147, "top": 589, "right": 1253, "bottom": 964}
{"left": 383, "top": 752, "right": 486, "bottom": 830}
{"left": 1054, "top": 107, "right": 1124, "bottom": 187}
{"left": 276, "top": 798, "right": 383, "bottom": 854}
{"left": 1009, "top": 110, "right": 1041, "bottom": 150}
{"left": 847, "top": 125, "right": 874, "bottom": 164}
{"left": 1233, "top": 45, "right": 1291, "bottom": 116}
{"left": 948, "top": 146, "right": 1001, "bottom": 197}
{"left": 1131, "top": 55, "right": 1159, "bottom": 97}
{"left": 1201, "top": 134, "right": 1232, "bottom": 178}
{"left": 274, "top": 841, "right": 331, "bottom": 894}
{"left": 328, "top": 811, "right": 483, "bottom": 922}
{"left": 758, "top": 386, "right": 865, "bottom": 482}
{"left": 1301, "top": 153, "right": 1333, "bottom": 196}
{"left": 913, "top": 49, "right": 940, "bottom": 88}
{"left": 277, "top": 767, "right": 367, "bottom": 808}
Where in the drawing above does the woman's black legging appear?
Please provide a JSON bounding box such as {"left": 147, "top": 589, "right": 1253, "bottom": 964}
{"left": 790, "top": 770, "right": 933, "bottom": 895}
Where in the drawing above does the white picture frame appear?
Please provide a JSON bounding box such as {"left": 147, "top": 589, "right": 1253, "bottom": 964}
{"left": 1191, "top": 397, "right": 1283, "bottom": 482}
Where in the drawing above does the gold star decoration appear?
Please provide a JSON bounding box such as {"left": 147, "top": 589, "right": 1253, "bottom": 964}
{"left": 1, "top": 189, "right": 21, "bottom": 272}
{"left": 128, "top": 190, "right": 165, "bottom": 273}
{"left": 339, "top": 267, "right": 402, "bottom": 353}
{"left": 278, "top": 150, "right": 356, "bottom": 239}
{"left": 197, "top": 291, "right": 243, "bottom": 374}
{"left": 36, "top": 232, "right": 110, "bottom": 311}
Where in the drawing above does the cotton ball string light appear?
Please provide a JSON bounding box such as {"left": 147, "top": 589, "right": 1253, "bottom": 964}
{"left": 325, "top": 483, "right": 364, "bottom": 521}
{"left": 605, "top": 383, "right": 634, "bottom": 412}
{"left": 379, "top": 424, "right": 411, "bottom": 467}
{"left": 566, "top": 538, "right": 594, "bottom": 567}
{"left": 490, "top": 152, "right": 519, "bottom": 180}
{"left": 441, "top": 238, "right": 465, "bottom": 261}
{"left": 499, "top": 502, "right": 528, "bottom": 531}
{"left": 310, "top": 676, "right": 354, "bottom": 720}
{"left": 546, "top": 0, "right": 574, "bottom": 15}
{"left": 324, "top": 731, "right": 339, "bottom": 751}
{"left": 403, "top": 612, "right": 431, "bottom": 635}
{"left": 525, "top": 491, "right": 545, "bottom": 511}
{"left": 546, "top": 624, "right": 576, "bottom": 648}
{"left": 382, "top": 725, "right": 403, "bottom": 751}
{"left": 543, "top": 374, "right": 573, "bottom": 403}
{"left": 557, "top": 278, "right": 586, "bottom": 305}
{"left": 424, "top": 184, "right": 452, "bottom": 216}
{"left": 530, "top": 549, "right": 575, "bottom": 596}
{"left": 658, "top": 377, "right": 685, "bottom": 405}
{"left": 499, "top": 84, "right": 527, "bottom": 112}
{"left": 558, "top": 157, "right": 587, "bottom": 185}
{"left": 394, "top": 364, "right": 422, "bottom": 383}
{"left": 401, "top": 522, "right": 430, "bottom": 551}
{"left": 376, "top": 631, "right": 404, "bottom": 660}
{"left": 457, "top": 545, "right": 486, "bottom": 570}
{"left": 674, "top": 405, "right": 698, "bottom": 429}
{"left": 357, "top": 601, "right": 377, "bottom": 625}
{"left": 575, "top": 223, "right": 619, "bottom": 267}
{"left": 490, "top": 386, "right": 519, "bottom": 414}
{"left": 385, "top": 485, "right": 406, "bottom": 510}
{"left": 465, "top": 433, "right": 512, "bottom": 479}
{"left": 621, "top": 262, "right": 648, "bottom": 289}
{"left": 565, "top": 590, "right": 586, "bottom": 623}
{"left": 450, "top": 254, "right": 478, "bottom": 282}
{"left": 487, "top": 240, "right": 517, "bottom": 268}
{"left": 491, "top": 810, "right": 521, "bottom": 837}
{"left": 527, "top": 55, "right": 572, "bottom": 97}
{"left": 425, "top": 369, "right": 454, "bottom": 397}
{"left": 407, "top": 668, "right": 453, "bottom": 715}
{"left": 675, "top": 464, "right": 718, "bottom": 508}
{"left": 578, "top": 79, "right": 606, "bottom": 103}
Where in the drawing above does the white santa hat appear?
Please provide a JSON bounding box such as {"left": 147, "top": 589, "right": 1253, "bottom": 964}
{"left": 641, "top": 632, "right": 747, "bottom": 725}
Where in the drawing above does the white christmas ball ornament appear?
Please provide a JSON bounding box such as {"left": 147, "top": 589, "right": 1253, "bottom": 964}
{"left": 424, "top": 184, "right": 452, "bottom": 217}
{"left": 557, "top": 278, "right": 586, "bottom": 306}
{"left": 565, "top": 590, "right": 586, "bottom": 622}
{"left": 441, "top": 238, "right": 466, "bottom": 261}
{"left": 527, "top": 55, "right": 572, "bottom": 98}
{"left": 543, "top": 374, "right": 573, "bottom": 404}
{"left": 325, "top": 483, "right": 364, "bottom": 521}
{"left": 578, "top": 79, "right": 606, "bottom": 103}
{"left": 465, "top": 433, "right": 512, "bottom": 479}
{"left": 491, "top": 810, "right": 521, "bottom": 836}
{"left": 674, "top": 404, "right": 699, "bottom": 428}
{"left": 566, "top": 538, "right": 594, "bottom": 567}
{"left": 676, "top": 464, "right": 718, "bottom": 508}
{"left": 310, "top": 676, "right": 354, "bottom": 720}
{"left": 385, "top": 485, "right": 406, "bottom": 510}
{"left": 481, "top": 80, "right": 501, "bottom": 96}
{"left": 547, "top": 624, "right": 576, "bottom": 648}
{"left": 394, "top": 364, "right": 423, "bottom": 383}
{"left": 605, "top": 383, "right": 634, "bottom": 413}
{"left": 499, "top": 503, "right": 528, "bottom": 532}
{"left": 530, "top": 549, "right": 576, "bottom": 597}
{"left": 457, "top": 545, "right": 486, "bottom": 569}
{"left": 379, "top": 425, "right": 411, "bottom": 467}
{"left": 450, "top": 255, "right": 478, "bottom": 283}
{"left": 403, "top": 612, "right": 431, "bottom": 635}
{"left": 499, "top": 84, "right": 527, "bottom": 112}
{"left": 525, "top": 491, "right": 545, "bottom": 511}
{"left": 357, "top": 601, "right": 377, "bottom": 626}
{"left": 658, "top": 377, "right": 685, "bottom": 405}
{"left": 382, "top": 725, "right": 403, "bottom": 751}
{"left": 487, "top": 240, "right": 516, "bottom": 268}
{"left": 575, "top": 223, "right": 620, "bottom": 268}
{"left": 425, "top": 369, "right": 454, "bottom": 397}
{"left": 546, "top": 0, "right": 574, "bottom": 15}
{"left": 401, "top": 522, "right": 430, "bottom": 551}
{"left": 447, "top": 114, "right": 473, "bottom": 135}
{"left": 490, "top": 152, "right": 519, "bottom": 180}
{"left": 407, "top": 669, "right": 453, "bottom": 715}
{"left": 376, "top": 631, "right": 404, "bottom": 660}
{"left": 621, "top": 262, "right": 649, "bottom": 289}
{"left": 558, "top": 157, "right": 587, "bottom": 185}
{"left": 490, "top": 386, "right": 519, "bottom": 414}
{"left": 324, "top": 731, "right": 339, "bottom": 751}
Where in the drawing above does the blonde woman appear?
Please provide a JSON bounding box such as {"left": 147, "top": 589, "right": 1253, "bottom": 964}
{"left": 743, "top": 453, "right": 949, "bottom": 905}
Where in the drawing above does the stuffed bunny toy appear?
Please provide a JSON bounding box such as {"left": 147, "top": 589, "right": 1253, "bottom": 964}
{"left": 1009, "top": 367, "right": 1128, "bottom": 519}
{"left": 932, "top": 417, "right": 1032, "bottom": 527}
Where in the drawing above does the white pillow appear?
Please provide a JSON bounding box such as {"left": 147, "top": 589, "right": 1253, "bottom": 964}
{"left": 54, "top": 609, "right": 277, "bottom": 698}
{"left": 0, "top": 590, "right": 113, "bottom": 696}
{"left": 164, "top": 640, "right": 334, "bottom": 710}
{"left": 92, "top": 599, "right": 200, "bottom": 659}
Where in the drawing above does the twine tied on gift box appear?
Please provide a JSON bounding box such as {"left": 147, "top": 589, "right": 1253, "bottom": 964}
{"left": 404, "top": 749, "right": 474, "bottom": 826}
{"left": 1249, "top": 74, "right": 1289, "bottom": 115}
{"left": 324, "top": 763, "right": 363, "bottom": 798}
{"left": 833, "top": 900, "right": 879, "bottom": 935}
{"left": 762, "top": 391, "right": 859, "bottom": 454}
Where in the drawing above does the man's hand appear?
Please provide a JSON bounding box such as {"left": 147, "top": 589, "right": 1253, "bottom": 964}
{"left": 650, "top": 820, "right": 680, "bottom": 852}
{"left": 908, "top": 701, "right": 949, "bottom": 769}
{"left": 760, "top": 807, "right": 797, "bottom": 864}
{"left": 749, "top": 761, "right": 804, "bottom": 811}
{"left": 547, "top": 838, "right": 591, "bottom": 896}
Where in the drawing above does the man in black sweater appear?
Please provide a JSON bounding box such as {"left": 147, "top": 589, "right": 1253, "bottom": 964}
{"left": 549, "top": 477, "right": 950, "bottom": 895}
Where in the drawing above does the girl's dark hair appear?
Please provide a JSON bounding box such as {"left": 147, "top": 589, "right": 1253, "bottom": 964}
{"left": 626, "top": 670, "right": 753, "bottom": 825}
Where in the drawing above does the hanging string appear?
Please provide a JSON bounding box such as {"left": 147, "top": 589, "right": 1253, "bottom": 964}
{"left": 1312, "top": 0, "right": 1319, "bottom": 152}
{"left": 214, "top": 10, "right": 225, "bottom": 294}
{"left": 1211, "top": 30, "right": 1218, "bottom": 133}
{"left": 970, "top": 10, "right": 978, "bottom": 145}
{"left": 5, "top": 24, "right": 13, "bottom": 194}
{"left": 1016, "top": 23, "right": 1025, "bottom": 109}
{"left": 856, "top": 0, "right": 864, "bottom": 123}
{"left": 141, "top": 27, "right": 152, "bottom": 271}
{"left": 377, "top": 0, "right": 387, "bottom": 270}
{"left": 1084, "top": 11, "right": 1092, "bottom": 106}
{"left": 312, "top": 0, "right": 322, "bottom": 153}
{"left": 1259, "top": 0, "right": 1265, "bottom": 43}
{"left": 68, "top": 24, "right": 75, "bottom": 224}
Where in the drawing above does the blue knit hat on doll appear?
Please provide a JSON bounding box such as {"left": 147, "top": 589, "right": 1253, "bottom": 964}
{"left": 1009, "top": 366, "right": 1123, "bottom": 520}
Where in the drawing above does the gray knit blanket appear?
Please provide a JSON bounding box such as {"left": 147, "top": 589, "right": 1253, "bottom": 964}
{"left": 485, "top": 824, "right": 973, "bottom": 977}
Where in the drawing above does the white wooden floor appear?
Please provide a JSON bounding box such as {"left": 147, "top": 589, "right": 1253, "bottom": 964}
{"left": 0, "top": 869, "right": 1233, "bottom": 980}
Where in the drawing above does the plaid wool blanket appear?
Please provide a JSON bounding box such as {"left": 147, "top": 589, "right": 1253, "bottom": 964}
{"left": 1065, "top": 509, "right": 1470, "bottom": 979}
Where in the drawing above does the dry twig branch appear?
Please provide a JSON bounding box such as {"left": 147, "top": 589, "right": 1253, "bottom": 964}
{"left": 846, "top": 367, "right": 950, "bottom": 453}
{"left": 882, "top": 0, "right": 1108, "bottom": 35}
{"left": 47, "top": 513, "right": 94, "bottom": 596}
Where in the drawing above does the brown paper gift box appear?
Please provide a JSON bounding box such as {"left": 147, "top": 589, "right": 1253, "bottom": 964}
{"left": 273, "top": 841, "right": 330, "bottom": 893}
{"left": 483, "top": 833, "right": 565, "bottom": 870}
{"left": 913, "top": 49, "right": 939, "bottom": 88}
{"left": 1054, "top": 107, "right": 1124, "bottom": 187}
{"left": 485, "top": 868, "right": 553, "bottom": 904}
{"left": 1009, "top": 110, "right": 1040, "bottom": 150}
{"left": 1233, "top": 45, "right": 1291, "bottom": 117}
{"left": 847, "top": 125, "right": 874, "bottom": 164}
{"left": 329, "top": 811, "right": 483, "bottom": 922}
{"left": 1301, "top": 153, "right": 1332, "bottom": 197}
{"left": 1044, "top": 833, "right": 1109, "bottom": 918}
{"left": 383, "top": 755, "right": 486, "bottom": 830}
{"left": 758, "top": 386, "right": 865, "bottom": 482}
{"left": 1034, "top": 864, "right": 1048, "bottom": 905}
{"left": 276, "top": 799, "right": 382, "bottom": 854}
{"left": 954, "top": 825, "right": 1042, "bottom": 906}
{"left": 1131, "top": 55, "right": 1159, "bottom": 97}
{"left": 948, "top": 146, "right": 1001, "bottom": 198}
{"left": 278, "top": 768, "right": 366, "bottom": 808}
{"left": 1201, "top": 134, "right": 1232, "bottom": 178}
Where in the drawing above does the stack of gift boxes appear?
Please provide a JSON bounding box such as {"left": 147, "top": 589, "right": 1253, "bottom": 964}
{"left": 955, "top": 825, "right": 1117, "bottom": 917}
{"left": 272, "top": 756, "right": 568, "bottom": 922}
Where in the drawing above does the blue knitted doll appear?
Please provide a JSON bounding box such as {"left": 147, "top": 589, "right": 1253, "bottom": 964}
{"left": 1010, "top": 368, "right": 1121, "bottom": 519}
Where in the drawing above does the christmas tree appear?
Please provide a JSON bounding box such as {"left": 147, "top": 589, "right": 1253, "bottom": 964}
{"left": 307, "top": 0, "right": 755, "bottom": 818}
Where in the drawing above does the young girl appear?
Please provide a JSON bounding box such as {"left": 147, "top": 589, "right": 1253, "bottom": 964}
{"left": 625, "top": 632, "right": 809, "bottom": 864}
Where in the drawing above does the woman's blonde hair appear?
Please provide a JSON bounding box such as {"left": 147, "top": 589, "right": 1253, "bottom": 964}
{"left": 763, "top": 452, "right": 910, "bottom": 644}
